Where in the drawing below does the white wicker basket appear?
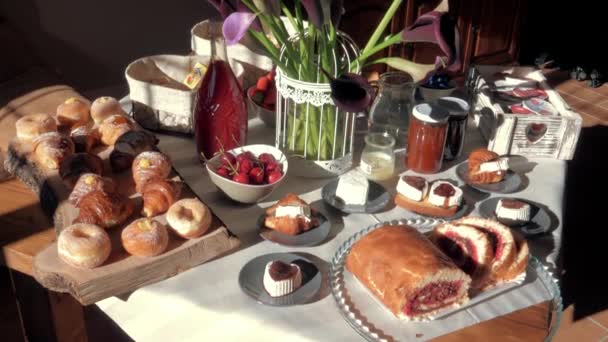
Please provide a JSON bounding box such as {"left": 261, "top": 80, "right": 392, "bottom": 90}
{"left": 467, "top": 65, "right": 582, "bottom": 160}
{"left": 125, "top": 54, "right": 244, "bottom": 134}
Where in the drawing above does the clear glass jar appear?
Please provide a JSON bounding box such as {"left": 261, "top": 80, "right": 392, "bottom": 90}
{"left": 368, "top": 72, "right": 415, "bottom": 150}
{"left": 406, "top": 104, "right": 449, "bottom": 174}
{"left": 360, "top": 132, "right": 395, "bottom": 181}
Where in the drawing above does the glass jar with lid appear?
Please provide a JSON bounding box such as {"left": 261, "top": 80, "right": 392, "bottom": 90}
{"left": 406, "top": 103, "right": 449, "bottom": 174}
{"left": 359, "top": 132, "right": 396, "bottom": 181}
{"left": 368, "top": 72, "right": 415, "bottom": 149}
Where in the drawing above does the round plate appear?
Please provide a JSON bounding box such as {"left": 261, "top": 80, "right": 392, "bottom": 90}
{"left": 330, "top": 219, "right": 563, "bottom": 341}
{"left": 258, "top": 211, "right": 331, "bottom": 246}
{"left": 398, "top": 197, "right": 471, "bottom": 220}
{"left": 456, "top": 162, "right": 522, "bottom": 193}
{"left": 239, "top": 253, "right": 322, "bottom": 306}
{"left": 322, "top": 179, "right": 390, "bottom": 213}
{"left": 478, "top": 197, "right": 552, "bottom": 236}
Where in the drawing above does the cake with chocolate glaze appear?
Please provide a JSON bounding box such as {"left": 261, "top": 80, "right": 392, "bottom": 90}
{"left": 495, "top": 198, "right": 531, "bottom": 224}
{"left": 263, "top": 260, "right": 303, "bottom": 297}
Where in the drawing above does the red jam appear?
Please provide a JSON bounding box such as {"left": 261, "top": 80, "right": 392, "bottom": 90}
{"left": 406, "top": 104, "right": 449, "bottom": 174}
{"left": 403, "top": 280, "right": 462, "bottom": 315}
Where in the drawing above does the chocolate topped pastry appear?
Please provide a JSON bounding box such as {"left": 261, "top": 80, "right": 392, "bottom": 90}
{"left": 500, "top": 199, "right": 526, "bottom": 209}
{"left": 404, "top": 176, "right": 427, "bottom": 191}
{"left": 433, "top": 183, "right": 456, "bottom": 197}
{"left": 263, "top": 260, "right": 302, "bottom": 297}
{"left": 59, "top": 153, "right": 104, "bottom": 188}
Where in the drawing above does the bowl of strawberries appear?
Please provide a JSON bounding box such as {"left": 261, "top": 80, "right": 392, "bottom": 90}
{"left": 206, "top": 144, "right": 287, "bottom": 203}
{"left": 247, "top": 70, "right": 276, "bottom": 128}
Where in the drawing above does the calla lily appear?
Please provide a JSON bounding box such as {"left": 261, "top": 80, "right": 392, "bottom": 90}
{"left": 320, "top": 69, "right": 373, "bottom": 113}
{"left": 223, "top": 11, "right": 258, "bottom": 45}
{"left": 330, "top": 0, "right": 345, "bottom": 27}
{"left": 401, "top": 11, "right": 461, "bottom": 72}
{"left": 208, "top": 0, "right": 235, "bottom": 19}
{"left": 300, "top": 0, "right": 331, "bottom": 28}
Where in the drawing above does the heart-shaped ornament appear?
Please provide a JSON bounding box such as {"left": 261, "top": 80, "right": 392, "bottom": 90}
{"left": 525, "top": 123, "right": 547, "bottom": 143}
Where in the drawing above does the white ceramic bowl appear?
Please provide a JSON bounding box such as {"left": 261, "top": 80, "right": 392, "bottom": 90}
{"left": 247, "top": 86, "right": 276, "bottom": 128}
{"left": 418, "top": 81, "right": 456, "bottom": 103}
{"left": 206, "top": 144, "right": 288, "bottom": 204}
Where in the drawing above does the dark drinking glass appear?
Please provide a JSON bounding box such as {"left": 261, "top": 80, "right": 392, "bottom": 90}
{"left": 437, "top": 97, "right": 470, "bottom": 161}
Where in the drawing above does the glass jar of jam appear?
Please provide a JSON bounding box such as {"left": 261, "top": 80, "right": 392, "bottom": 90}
{"left": 437, "top": 97, "right": 470, "bottom": 161}
{"left": 406, "top": 103, "right": 449, "bottom": 174}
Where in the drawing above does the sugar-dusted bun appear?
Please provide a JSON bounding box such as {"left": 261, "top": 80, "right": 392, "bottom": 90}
{"left": 58, "top": 223, "right": 111, "bottom": 269}
{"left": 132, "top": 151, "right": 172, "bottom": 193}
{"left": 15, "top": 113, "right": 57, "bottom": 141}
{"left": 166, "top": 198, "right": 212, "bottom": 239}
{"left": 56, "top": 97, "right": 90, "bottom": 128}
{"left": 121, "top": 218, "right": 169, "bottom": 257}
{"left": 33, "top": 132, "right": 75, "bottom": 169}
{"left": 99, "top": 114, "right": 135, "bottom": 146}
{"left": 90, "top": 96, "right": 126, "bottom": 124}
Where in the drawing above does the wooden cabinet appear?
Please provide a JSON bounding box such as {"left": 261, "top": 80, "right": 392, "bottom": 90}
{"left": 342, "top": 0, "right": 526, "bottom": 75}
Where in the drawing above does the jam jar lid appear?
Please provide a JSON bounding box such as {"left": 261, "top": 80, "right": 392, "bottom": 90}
{"left": 437, "top": 97, "right": 470, "bottom": 117}
{"left": 412, "top": 103, "right": 449, "bottom": 124}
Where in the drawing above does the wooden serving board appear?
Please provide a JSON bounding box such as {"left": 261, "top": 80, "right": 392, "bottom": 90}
{"left": 5, "top": 130, "right": 240, "bottom": 305}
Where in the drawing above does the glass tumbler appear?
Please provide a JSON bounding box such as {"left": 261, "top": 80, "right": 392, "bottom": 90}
{"left": 360, "top": 132, "right": 396, "bottom": 181}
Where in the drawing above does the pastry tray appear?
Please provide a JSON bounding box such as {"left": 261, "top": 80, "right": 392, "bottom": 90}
{"left": 330, "top": 218, "right": 562, "bottom": 341}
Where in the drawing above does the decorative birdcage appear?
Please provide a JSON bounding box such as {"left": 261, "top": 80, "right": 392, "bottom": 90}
{"left": 275, "top": 32, "right": 361, "bottom": 178}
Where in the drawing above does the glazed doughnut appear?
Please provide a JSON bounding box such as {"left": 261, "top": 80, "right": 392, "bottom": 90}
{"left": 132, "top": 151, "right": 172, "bottom": 193}
{"left": 70, "top": 124, "right": 99, "bottom": 153}
{"left": 90, "top": 96, "right": 126, "bottom": 124}
{"left": 68, "top": 173, "right": 117, "bottom": 206}
{"left": 99, "top": 114, "right": 135, "bottom": 146}
{"left": 15, "top": 113, "right": 57, "bottom": 141}
{"left": 56, "top": 97, "right": 90, "bottom": 128}
{"left": 121, "top": 218, "right": 169, "bottom": 257}
{"left": 33, "top": 132, "right": 75, "bottom": 169}
{"left": 166, "top": 198, "right": 212, "bottom": 239}
{"left": 59, "top": 153, "right": 104, "bottom": 188}
{"left": 57, "top": 223, "right": 111, "bottom": 269}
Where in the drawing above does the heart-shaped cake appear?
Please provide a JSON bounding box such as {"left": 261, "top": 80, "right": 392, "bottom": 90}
{"left": 263, "top": 260, "right": 302, "bottom": 297}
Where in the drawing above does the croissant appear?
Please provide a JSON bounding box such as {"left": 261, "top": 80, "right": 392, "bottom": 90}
{"left": 141, "top": 179, "right": 182, "bottom": 217}
{"left": 110, "top": 130, "right": 159, "bottom": 172}
{"left": 33, "top": 132, "right": 75, "bottom": 169}
{"left": 99, "top": 114, "right": 135, "bottom": 146}
{"left": 74, "top": 190, "right": 133, "bottom": 228}
{"left": 70, "top": 124, "right": 99, "bottom": 153}
{"left": 59, "top": 153, "right": 104, "bottom": 188}
{"left": 467, "top": 148, "right": 506, "bottom": 184}
{"left": 68, "top": 173, "right": 117, "bottom": 206}
{"left": 132, "top": 151, "right": 172, "bottom": 193}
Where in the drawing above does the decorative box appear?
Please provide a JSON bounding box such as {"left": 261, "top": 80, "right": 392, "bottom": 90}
{"left": 467, "top": 65, "right": 582, "bottom": 160}
{"left": 125, "top": 54, "right": 244, "bottom": 134}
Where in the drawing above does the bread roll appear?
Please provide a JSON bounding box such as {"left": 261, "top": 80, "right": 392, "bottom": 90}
{"left": 166, "top": 198, "right": 212, "bottom": 239}
{"left": 57, "top": 223, "right": 111, "bottom": 269}
{"left": 90, "top": 96, "right": 126, "bottom": 124}
{"left": 121, "top": 218, "right": 169, "bottom": 257}
{"left": 33, "top": 132, "right": 75, "bottom": 169}
{"left": 56, "top": 97, "right": 90, "bottom": 128}
{"left": 15, "top": 113, "right": 57, "bottom": 141}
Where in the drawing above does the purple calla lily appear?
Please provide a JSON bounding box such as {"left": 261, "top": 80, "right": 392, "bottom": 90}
{"left": 401, "top": 11, "right": 460, "bottom": 71}
{"left": 320, "top": 69, "right": 373, "bottom": 113}
{"left": 208, "top": 0, "right": 235, "bottom": 19}
{"left": 223, "top": 11, "right": 258, "bottom": 45}
{"left": 300, "top": 0, "right": 324, "bottom": 28}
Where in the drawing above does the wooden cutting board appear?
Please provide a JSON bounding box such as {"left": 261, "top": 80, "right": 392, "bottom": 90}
{"left": 5, "top": 130, "right": 240, "bottom": 305}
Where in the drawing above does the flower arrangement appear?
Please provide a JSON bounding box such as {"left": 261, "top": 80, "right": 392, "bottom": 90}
{"left": 208, "top": 0, "right": 459, "bottom": 161}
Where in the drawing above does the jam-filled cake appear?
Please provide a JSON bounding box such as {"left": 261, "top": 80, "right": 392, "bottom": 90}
{"left": 395, "top": 176, "right": 463, "bottom": 218}
{"left": 346, "top": 225, "right": 471, "bottom": 320}
{"left": 263, "top": 260, "right": 303, "bottom": 297}
{"left": 495, "top": 198, "right": 532, "bottom": 224}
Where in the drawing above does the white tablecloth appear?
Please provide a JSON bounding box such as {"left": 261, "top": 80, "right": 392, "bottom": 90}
{"left": 97, "top": 116, "right": 565, "bottom": 341}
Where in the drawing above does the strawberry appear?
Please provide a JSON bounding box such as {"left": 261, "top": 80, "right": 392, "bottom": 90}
{"left": 256, "top": 76, "right": 270, "bottom": 92}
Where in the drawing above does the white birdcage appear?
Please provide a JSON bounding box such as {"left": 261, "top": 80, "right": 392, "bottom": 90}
{"left": 275, "top": 32, "right": 360, "bottom": 178}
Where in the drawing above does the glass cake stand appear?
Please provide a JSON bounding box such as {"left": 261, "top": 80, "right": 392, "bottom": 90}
{"left": 329, "top": 218, "right": 563, "bottom": 342}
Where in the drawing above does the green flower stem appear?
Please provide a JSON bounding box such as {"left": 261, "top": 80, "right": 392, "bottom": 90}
{"left": 360, "top": 0, "right": 403, "bottom": 62}
{"left": 351, "top": 33, "right": 402, "bottom": 70}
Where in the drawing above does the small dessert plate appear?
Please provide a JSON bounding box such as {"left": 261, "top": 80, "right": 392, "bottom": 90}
{"left": 239, "top": 253, "right": 322, "bottom": 306}
{"left": 523, "top": 97, "right": 559, "bottom": 116}
{"left": 258, "top": 211, "right": 331, "bottom": 247}
{"left": 478, "top": 197, "right": 552, "bottom": 236}
{"left": 456, "top": 162, "right": 522, "bottom": 194}
{"left": 322, "top": 179, "right": 390, "bottom": 214}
